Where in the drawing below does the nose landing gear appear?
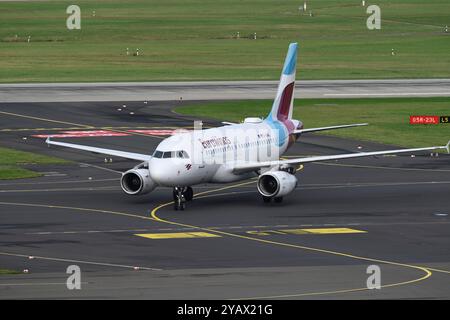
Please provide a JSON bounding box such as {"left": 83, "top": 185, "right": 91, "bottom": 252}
{"left": 173, "top": 186, "right": 193, "bottom": 210}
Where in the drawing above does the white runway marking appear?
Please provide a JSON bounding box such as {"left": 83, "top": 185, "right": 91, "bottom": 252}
{"left": 0, "top": 251, "right": 161, "bottom": 271}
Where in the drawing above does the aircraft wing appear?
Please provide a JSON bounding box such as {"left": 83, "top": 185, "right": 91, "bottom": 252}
{"left": 46, "top": 138, "right": 151, "bottom": 161}
{"left": 232, "top": 141, "right": 450, "bottom": 173}
{"left": 294, "top": 123, "right": 368, "bottom": 134}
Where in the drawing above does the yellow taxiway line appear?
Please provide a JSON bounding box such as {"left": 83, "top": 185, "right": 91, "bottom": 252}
{"left": 149, "top": 185, "right": 435, "bottom": 299}
{"left": 0, "top": 172, "right": 447, "bottom": 299}
{"left": 136, "top": 232, "right": 220, "bottom": 239}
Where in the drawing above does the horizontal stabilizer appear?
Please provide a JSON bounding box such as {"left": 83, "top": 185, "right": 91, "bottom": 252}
{"left": 294, "top": 123, "right": 368, "bottom": 134}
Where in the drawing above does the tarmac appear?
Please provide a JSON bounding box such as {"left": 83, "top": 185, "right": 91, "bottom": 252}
{"left": 0, "top": 99, "right": 449, "bottom": 299}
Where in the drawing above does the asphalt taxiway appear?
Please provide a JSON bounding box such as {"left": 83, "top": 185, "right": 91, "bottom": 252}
{"left": 0, "top": 100, "right": 449, "bottom": 299}
{"left": 1, "top": 79, "right": 449, "bottom": 102}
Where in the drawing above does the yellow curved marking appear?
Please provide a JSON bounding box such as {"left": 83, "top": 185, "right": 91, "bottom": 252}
{"left": 0, "top": 193, "right": 438, "bottom": 299}
{"left": 0, "top": 201, "right": 156, "bottom": 222}
{"left": 150, "top": 189, "right": 434, "bottom": 299}
{"left": 420, "top": 267, "right": 450, "bottom": 275}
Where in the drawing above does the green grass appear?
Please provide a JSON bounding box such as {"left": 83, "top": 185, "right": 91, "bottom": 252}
{"left": 0, "top": 0, "right": 449, "bottom": 82}
{"left": 0, "top": 269, "right": 21, "bottom": 275}
{"left": 0, "top": 147, "right": 68, "bottom": 180}
{"left": 176, "top": 97, "right": 450, "bottom": 148}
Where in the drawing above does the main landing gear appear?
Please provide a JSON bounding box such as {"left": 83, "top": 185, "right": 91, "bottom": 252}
{"left": 173, "top": 186, "right": 193, "bottom": 211}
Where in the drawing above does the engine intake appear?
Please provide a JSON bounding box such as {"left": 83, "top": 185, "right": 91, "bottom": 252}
{"left": 257, "top": 171, "right": 297, "bottom": 198}
{"left": 120, "top": 168, "right": 156, "bottom": 195}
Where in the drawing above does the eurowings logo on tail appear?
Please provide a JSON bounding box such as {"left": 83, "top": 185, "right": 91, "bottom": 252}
{"left": 266, "top": 42, "right": 298, "bottom": 146}
{"left": 268, "top": 42, "right": 297, "bottom": 122}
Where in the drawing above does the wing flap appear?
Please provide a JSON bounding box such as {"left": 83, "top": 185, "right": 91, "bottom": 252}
{"left": 233, "top": 142, "right": 449, "bottom": 173}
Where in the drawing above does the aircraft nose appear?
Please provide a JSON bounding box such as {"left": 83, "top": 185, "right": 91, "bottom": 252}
{"left": 149, "top": 159, "right": 165, "bottom": 184}
{"left": 149, "top": 159, "right": 179, "bottom": 186}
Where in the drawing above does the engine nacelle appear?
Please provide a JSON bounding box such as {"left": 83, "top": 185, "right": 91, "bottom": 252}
{"left": 257, "top": 171, "right": 297, "bottom": 198}
{"left": 120, "top": 168, "right": 156, "bottom": 195}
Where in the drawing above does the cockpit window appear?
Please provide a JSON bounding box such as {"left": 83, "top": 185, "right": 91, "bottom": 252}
{"left": 176, "top": 150, "right": 189, "bottom": 158}
{"left": 153, "top": 150, "right": 163, "bottom": 158}
{"left": 153, "top": 150, "right": 189, "bottom": 159}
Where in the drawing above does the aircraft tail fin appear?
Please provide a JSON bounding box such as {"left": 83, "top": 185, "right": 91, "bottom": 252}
{"left": 267, "top": 42, "right": 298, "bottom": 122}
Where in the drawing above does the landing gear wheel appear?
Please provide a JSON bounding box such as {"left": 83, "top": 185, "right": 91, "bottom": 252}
{"left": 262, "top": 196, "right": 271, "bottom": 203}
{"left": 274, "top": 197, "right": 283, "bottom": 203}
{"left": 184, "top": 187, "right": 193, "bottom": 201}
{"left": 173, "top": 187, "right": 187, "bottom": 211}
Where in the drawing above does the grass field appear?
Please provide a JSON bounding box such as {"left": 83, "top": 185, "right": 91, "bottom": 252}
{"left": 0, "top": 0, "right": 449, "bottom": 82}
{"left": 0, "top": 147, "right": 68, "bottom": 179}
{"left": 177, "top": 97, "right": 450, "bottom": 148}
{"left": 0, "top": 269, "right": 21, "bottom": 275}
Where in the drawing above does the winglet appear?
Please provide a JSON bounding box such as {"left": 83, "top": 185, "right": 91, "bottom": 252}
{"left": 446, "top": 140, "right": 450, "bottom": 154}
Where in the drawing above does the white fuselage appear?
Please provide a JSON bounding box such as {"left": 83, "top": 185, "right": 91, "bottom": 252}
{"left": 148, "top": 119, "right": 298, "bottom": 187}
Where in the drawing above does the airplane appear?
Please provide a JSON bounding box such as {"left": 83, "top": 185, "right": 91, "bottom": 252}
{"left": 46, "top": 42, "right": 450, "bottom": 210}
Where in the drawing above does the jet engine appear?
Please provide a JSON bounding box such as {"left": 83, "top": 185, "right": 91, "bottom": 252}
{"left": 120, "top": 168, "right": 156, "bottom": 195}
{"left": 257, "top": 171, "right": 297, "bottom": 198}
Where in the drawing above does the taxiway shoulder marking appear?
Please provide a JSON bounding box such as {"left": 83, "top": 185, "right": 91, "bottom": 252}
{"left": 297, "top": 228, "right": 367, "bottom": 234}
{"left": 246, "top": 227, "right": 366, "bottom": 236}
{"left": 135, "top": 232, "right": 221, "bottom": 239}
